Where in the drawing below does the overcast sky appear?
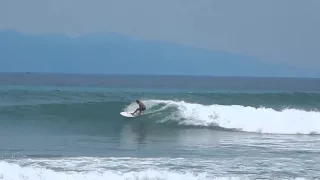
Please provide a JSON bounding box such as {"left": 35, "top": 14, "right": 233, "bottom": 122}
{"left": 1, "top": 0, "right": 319, "bottom": 68}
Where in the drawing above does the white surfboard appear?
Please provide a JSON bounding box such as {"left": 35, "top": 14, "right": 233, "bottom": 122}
{"left": 120, "top": 112, "right": 137, "bottom": 118}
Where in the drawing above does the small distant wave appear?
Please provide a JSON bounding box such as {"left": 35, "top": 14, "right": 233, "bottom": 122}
{"left": 2, "top": 89, "right": 320, "bottom": 110}
{"left": 0, "top": 160, "right": 219, "bottom": 180}
{"left": 124, "top": 100, "right": 320, "bottom": 135}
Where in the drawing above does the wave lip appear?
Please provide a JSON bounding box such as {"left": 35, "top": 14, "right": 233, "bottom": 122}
{"left": 124, "top": 100, "right": 320, "bottom": 135}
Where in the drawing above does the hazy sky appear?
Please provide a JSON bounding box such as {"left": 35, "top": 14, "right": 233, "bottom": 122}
{"left": 1, "top": 0, "right": 319, "bottom": 68}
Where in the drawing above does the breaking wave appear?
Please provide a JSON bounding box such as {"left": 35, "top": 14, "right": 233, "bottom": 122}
{"left": 124, "top": 100, "right": 320, "bottom": 135}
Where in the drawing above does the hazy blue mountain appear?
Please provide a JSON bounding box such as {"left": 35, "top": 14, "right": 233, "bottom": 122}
{"left": 1, "top": 30, "right": 319, "bottom": 77}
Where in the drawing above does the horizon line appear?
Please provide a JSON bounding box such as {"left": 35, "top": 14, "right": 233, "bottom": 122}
{"left": 0, "top": 71, "right": 319, "bottom": 80}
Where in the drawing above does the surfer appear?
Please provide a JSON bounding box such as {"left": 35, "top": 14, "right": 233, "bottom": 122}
{"left": 131, "top": 100, "right": 146, "bottom": 115}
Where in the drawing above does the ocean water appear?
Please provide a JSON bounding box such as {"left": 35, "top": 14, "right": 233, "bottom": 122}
{"left": 1, "top": 73, "right": 320, "bottom": 180}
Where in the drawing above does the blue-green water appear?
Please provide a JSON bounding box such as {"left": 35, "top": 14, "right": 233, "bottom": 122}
{"left": 1, "top": 73, "right": 320, "bottom": 179}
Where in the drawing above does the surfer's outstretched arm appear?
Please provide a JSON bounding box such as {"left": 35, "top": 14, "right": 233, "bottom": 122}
{"left": 132, "top": 108, "right": 139, "bottom": 115}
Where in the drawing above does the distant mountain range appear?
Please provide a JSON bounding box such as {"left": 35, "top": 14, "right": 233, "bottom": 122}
{"left": 1, "top": 30, "right": 319, "bottom": 77}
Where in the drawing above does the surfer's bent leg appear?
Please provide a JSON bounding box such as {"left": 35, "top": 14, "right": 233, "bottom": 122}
{"left": 139, "top": 107, "right": 146, "bottom": 114}
{"left": 137, "top": 107, "right": 145, "bottom": 114}
{"left": 132, "top": 107, "right": 146, "bottom": 115}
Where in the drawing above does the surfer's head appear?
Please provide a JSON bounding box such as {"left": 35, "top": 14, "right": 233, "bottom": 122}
{"left": 136, "top": 100, "right": 139, "bottom": 103}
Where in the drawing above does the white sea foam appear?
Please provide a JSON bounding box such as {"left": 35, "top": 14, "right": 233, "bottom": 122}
{"left": 0, "top": 161, "right": 234, "bottom": 180}
{"left": 125, "top": 100, "right": 320, "bottom": 135}
{"left": 0, "top": 160, "right": 310, "bottom": 180}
